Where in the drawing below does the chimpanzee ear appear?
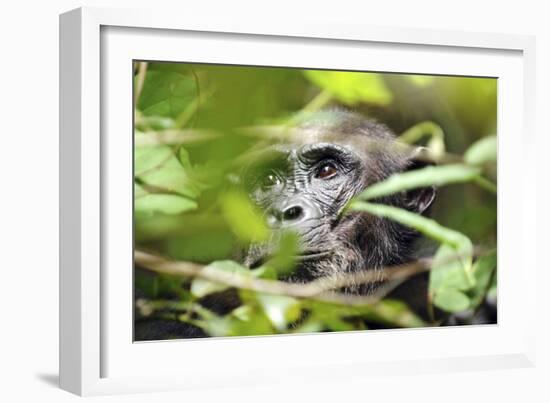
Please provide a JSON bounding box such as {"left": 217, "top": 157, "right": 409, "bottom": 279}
{"left": 404, "top": 147, "right": 436, "bottom": 215}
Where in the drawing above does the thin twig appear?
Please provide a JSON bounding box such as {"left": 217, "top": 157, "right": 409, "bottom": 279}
{"left": 301, "top": 89, "right": 334, "bottom": 115}
{"left": 134, "top": 250, "right": 431, "bottom": 306}
{"left": 134, "top": 62, "right": 148, "bottom": 109}
{"left": 135, "top": 129, "right": 221, "bottom": 147}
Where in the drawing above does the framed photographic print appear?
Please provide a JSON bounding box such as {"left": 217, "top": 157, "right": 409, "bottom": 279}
{"left": 59, "top": 6, "right": 537, "bottom": 396}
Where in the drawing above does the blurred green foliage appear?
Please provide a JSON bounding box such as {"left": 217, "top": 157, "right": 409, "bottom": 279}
{"left": 133, "top": 61, "right": 497, "bottom": 338}
{"left": 304, "top": 70, "right": 393, "bottom": 106}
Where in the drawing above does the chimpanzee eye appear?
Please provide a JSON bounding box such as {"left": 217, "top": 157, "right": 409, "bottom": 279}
{"left": 259, "top": 170, "right": 281, "bottom": 189}
{"left": 315, "top": 162, "right": 338, "bottom": 179}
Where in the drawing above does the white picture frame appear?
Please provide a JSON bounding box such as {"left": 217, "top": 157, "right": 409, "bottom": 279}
{"left": 59, "top": 6, "right": 537, "bottom": 396}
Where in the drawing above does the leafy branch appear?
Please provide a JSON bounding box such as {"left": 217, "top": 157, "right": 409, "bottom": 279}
{"left": 135, "top": 249, "right": 483, "bottom": 307}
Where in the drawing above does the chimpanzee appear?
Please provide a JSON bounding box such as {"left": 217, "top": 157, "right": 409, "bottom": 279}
{"left": 135, "top": 109, "right": 439, "bottom": 340}
{"left": 243, "top": 109, "right": 435, "bottom": 291}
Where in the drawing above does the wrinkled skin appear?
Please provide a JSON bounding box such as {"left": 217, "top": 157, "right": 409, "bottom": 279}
{"left": 242, "top": 110, "right": 436, "bottom": 294}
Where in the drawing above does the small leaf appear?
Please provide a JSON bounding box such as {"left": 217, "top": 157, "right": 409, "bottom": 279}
{"left": 433, "top": 289, "right": 471, "bottom": 313}
{"left": 228, "top": 308, "right": 276, "bottom": 336}
{"left": 134, "top": 194, "right": 197, "bottom": 216}
{"left": 135, "top": 115, "right": 176, "bottom": 131}
{"left": 135, "top": 145, "right": 173, "bottom": 175}
{"left": 136, "top": 146, "right": 201, "bottom": 199}
{"left": 367, "top": 300, "right": 427, "bottom": 328}
{"left": 134, "top": 183, "right": 147, "bottom": 198}
{"left": 321, "top": 316, "right": 357, "bottom": 332}
{"left": 201, "top": 317, "right": 232, "bottom": 337}
{"left": 429, "top": 244, "right": 473, "bottom": 296}
{"left": 264, "top": 231, "right": 300, "bottom": 276}
{"left": 398, "top": 121, "right": 446, "bottom": 160}
{"left": 220, "top": 191, "right": 269, "bottom": 243}
{"left": 251, "top": 265, "right": 278, "bottom": 280}
{"left": 257, "top": 294, "right": 301, "bottom": 331}
{"left": 304, "top": 70, "right": 393, "bottom": 106}
{"left": 431, "top": 245, "right": 470, "bottom": 288}
{"left": 231, "top": 305, "right": 253, "bottom": 321}
{"left": 469, "top": 250, "right": 497, "bottom": 307}
{"left": 292, "top": 319, "right": 325, "bottom": 334}
{"left": 357, "top": 164, "right": 481, "bottom": 201}
{"left": 177, "top": 146, "right": 192, "bottom": 169}
{"left": 464, "top": 135, "right": 497, "bottom": 166}
{"left": 137, "top": 71, "right": 198, "bottom": 119}
{"left": 307, "top": 299, "right": 425, "bottom": 329}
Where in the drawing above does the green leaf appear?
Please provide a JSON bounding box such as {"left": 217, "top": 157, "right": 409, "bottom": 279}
{"left": 469, "top": 250, "right": 497, "bottom": 307}
{"left": 134, "top": 194, "right": 197, "bottom": 217}
{"left": 398, "top": 121, "right": 445, "bottom": 160}
{"left": 135, "top": 115, "right": 176, "bottom": 131}
{"left": 190, "top": 260, "right": 250, "bottom": 298}
{"left": 200, "top": 317, "right": 233, "bottom": 337}
{"left": 177, "top": 146, "right": 192, "bottom": 169}
{"left": 137, "top": 71, "right": 198, "bottom": 119}
{"left": 304, "top": 301, "right": 357, "bottom": 331}
{"left": 430, "top": 244, "right": 473, "bottom": 293}
{"left": 135, "top": 145, "right": 201, "bottom": 199}
{"left": 304, "top": 70, "right": 393, "bottom": 106}
{"left": 321, "top": 316, "right": 357, "bottom": 332}
{"left": 251, "top": 265, "right": 278, "bottom": 280}
{"left": 231, "top": 305, "right": 253, "bottom": 322}
{"left": 220, "top": 191, "right": 269, "bottom": 243}
{"left": 263, "top": 231, "right": 300, "bottom": 276}
{"left": 357, "top": 164, "right": 481, "bottom": 201}
{"left": 464, "top": 135, "right": 497, "bottom": 165}
{"left": 257, "top": 294, "right": 301, "bottom": 331}
{"left": 292, "top": 319, "right": 325, "bottom": 334}
{"left": 140, "top": 161, "right": 202, "bottom": 199}
{"left": 349, "top": 202, "right": 475, "bottom": 313}
{"left": 429, "top": 244, "right": 475, "bottom": 314}
{"left": 349, "top": 202, "right": 473, "bottom": 252}
{"left": 227, "top": 308, "right": 276, "bottom": 336}
{"left": 429, "top": 244, "right": 492, "bottom": 313}
{"left": 134, "top": 183, "right": 147, "bottom": 198}
{"left": 366, "top": 300, "right": 427, "bottom": 328}
{"left": 307, "top": 299, "right": 425, "bottom": 329}
{"left": 433, "top": 289, "right": 471, "bottom": 313}
{"left": 135, "top": 145, "right": 173, "bottom": 175}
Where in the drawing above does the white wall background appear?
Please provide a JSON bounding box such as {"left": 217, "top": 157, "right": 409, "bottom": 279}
{"left": 1, "top": 0, "right": 548, "bottom": 401}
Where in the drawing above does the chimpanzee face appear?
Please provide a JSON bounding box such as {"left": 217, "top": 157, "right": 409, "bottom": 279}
{"left": 244, "top": 141, "right": 366, "bottom": 267}
{"left": 241, "top": 110, "right": 435, "bottom": 284}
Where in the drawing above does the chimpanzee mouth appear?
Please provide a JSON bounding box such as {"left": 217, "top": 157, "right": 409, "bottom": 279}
{"left": 249, "top": 250, "right": 332, "bottom": 270}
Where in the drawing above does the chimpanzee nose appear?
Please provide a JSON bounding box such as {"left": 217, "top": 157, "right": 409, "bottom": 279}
{"left": 266, "top": 198, "right": 320, "bottom": 228}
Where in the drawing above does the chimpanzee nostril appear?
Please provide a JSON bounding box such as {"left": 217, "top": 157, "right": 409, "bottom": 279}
{"left": 282, "top": 205, "right": 304, "bottom": 222}
{"left": 266, "top": 198, "right": 321, "bottom": 228}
